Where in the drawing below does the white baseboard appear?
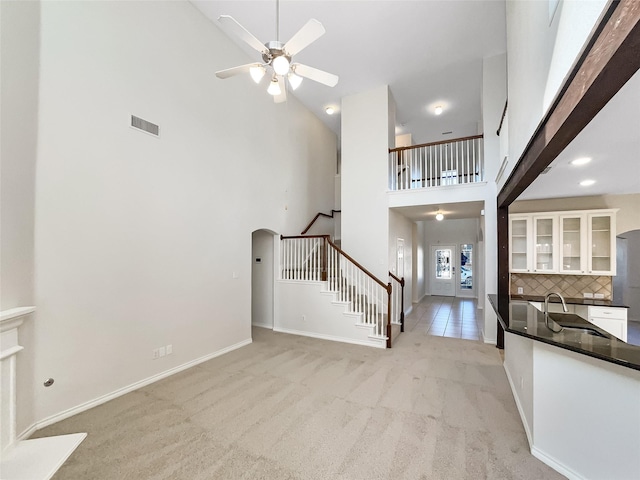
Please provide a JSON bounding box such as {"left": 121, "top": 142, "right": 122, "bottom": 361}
{"left": 404, "top": 305, "right": 413, "bottom": 316}
{"left": 483, "top": 337, "right": 496, "bottom": 344}
{"left": 503, "top": 363, "right": 533, "bottom": 448}
{"left": 531, "top": 446, "right": 586, "bottom": 480}
{"left": 22, "top": 338, "right": 252, "bottom": 437}
{"left": 273, "top": 327, "right": 385, "bottom": 349}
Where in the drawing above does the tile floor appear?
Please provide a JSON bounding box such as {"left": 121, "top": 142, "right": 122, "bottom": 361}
{"left": 404, "top": 295, "right": 481, "bottom": 341}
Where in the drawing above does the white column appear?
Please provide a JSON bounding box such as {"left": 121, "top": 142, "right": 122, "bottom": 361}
{"left": 341, "top": 85, "right": 395, "bottom": 280}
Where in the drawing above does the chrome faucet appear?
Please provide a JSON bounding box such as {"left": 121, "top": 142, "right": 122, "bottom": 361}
{"left": 544, "top": 292, "right": 567, "bottom": 333}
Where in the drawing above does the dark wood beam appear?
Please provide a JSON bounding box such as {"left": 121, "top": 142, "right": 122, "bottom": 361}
{"left": 496, "top": 205, "right": 509, "bottom": 349}
{"left": 498, "top": 0, "right": 640, "bottom": 208}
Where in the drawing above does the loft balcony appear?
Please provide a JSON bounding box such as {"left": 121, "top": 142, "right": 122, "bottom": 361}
{"left": 388, "top": 135, "right": 484, "bottom": 191}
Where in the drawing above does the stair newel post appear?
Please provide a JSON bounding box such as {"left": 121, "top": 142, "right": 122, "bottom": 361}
{"left": 321, "top": 235, "right": 328, "bottom": 282}
{"left": 400, "top": 277, "right": 405, "bottom": 333}
{"left": 386, "top": 282, "right": 392, "bottom": 348}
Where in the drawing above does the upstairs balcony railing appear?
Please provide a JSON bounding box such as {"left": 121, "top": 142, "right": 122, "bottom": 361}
{"left": 388, "top": 134, "right": 484, "bottom": 191}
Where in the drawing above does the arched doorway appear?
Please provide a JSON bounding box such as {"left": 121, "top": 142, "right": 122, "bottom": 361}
{"left": 251, "top": 229, "right": 277, "bottom": 329}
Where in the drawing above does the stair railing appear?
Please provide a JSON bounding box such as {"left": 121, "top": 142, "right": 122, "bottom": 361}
{"left": 280, "top": 235, "right": 393, "bottom": 347}
{"left": 388, "top": 134, "right": 484, "bottom": 191}
{"left": 325, "top": 238, "right": 392, "bottom": 347}
{"left": 300, "top": 209, "right": 341, "bottom": 235}
{"left": 280, "top": 235, "right": 328, "bottom": 281}
{"left": 389, "top": 272, "right": 405, "bottom": 332}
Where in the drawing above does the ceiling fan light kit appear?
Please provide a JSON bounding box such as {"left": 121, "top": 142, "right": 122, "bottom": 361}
{"left": 249, "top": 65, "right": 266, "bottom": 84}
{"left": 267, "top": 77, "right": 281, "bottom": 96}
{"left": 215, "top": 0, "right": 338, "bottom": 103}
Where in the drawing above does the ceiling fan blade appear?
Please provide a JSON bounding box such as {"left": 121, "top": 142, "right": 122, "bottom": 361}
{"left": 274, "top": 76, "right": 287, "bottom": 103}
{"left": 215, "top": 63, "right": 259, "bottom": 79}
{"left": 218, "top": 15, "right": 267, "bottom": 54}
{"left": 283, "top": 19, "right": 326, "bottom": 56}
{"left": 293, "top": 63, "right": 339, "bottom": 87}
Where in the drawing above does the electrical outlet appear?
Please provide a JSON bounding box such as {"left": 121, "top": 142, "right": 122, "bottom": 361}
{"left": 302, "top": 315, "right": 306, "bottom": 321}
{"left": 166, "top": 344, "right": 173, "bottom": 355}
{"left": 159, "top": 346, "right": 166, "bottom": 357}
{"left": 583, "top": 292, "right": 594, "bottom": 298}
{"left": 153, "top": 349, "right": 159, "bottom": 360}
{"left": 517, "top": 287, "right": 524, "bottom": 294}
{"left": 594, "top": 293, "right": 604, "bottom": 299}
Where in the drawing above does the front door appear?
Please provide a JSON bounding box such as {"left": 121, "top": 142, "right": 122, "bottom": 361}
{"left": 431, "top": 245, "right": 456, "bottom": 296}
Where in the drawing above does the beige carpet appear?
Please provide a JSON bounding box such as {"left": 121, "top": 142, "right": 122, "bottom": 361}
{"left": 34, "top": 323, "right": 565, "bottom": 479}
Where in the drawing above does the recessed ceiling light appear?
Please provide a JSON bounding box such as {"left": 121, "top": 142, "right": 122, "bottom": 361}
{"left": 571, "top": 157, "right": 591, "bottom": 166}
{"left": 435, "top": 212, "right": 444, "bottom": 221}
{"left": 580, "top": 179, "right": 596, "bottom": 186}
{"left": 325, "top": 106, "right": 335, "bottom": 115}
{"left": 434, "top": 105, "right": 443, "bottom": 115}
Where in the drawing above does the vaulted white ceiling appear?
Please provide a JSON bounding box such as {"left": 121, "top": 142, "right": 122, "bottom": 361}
{"left": 191, "top": 0, "right": 507, "bottom": 144}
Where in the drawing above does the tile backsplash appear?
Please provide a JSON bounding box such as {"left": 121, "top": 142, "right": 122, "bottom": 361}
{"left": 511, "top": 273, "right": 612, "bottom": 299}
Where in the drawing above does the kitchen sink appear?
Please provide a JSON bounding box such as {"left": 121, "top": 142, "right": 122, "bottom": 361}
{"left": 547, "top": 312, "right": 609, "bottom": 338}
{"left": 560, "top": 326, "right": 607, "bottom": 338}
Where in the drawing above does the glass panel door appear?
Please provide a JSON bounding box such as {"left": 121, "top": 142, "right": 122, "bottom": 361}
{"left": 511, "top": 218, "right": 529, "bottom": 272}
{"left": 534, "top": 217, "right": 555, "bottom": 272}
{"left": 460, "top": 244, "right": 473, "bottom": 290}
{"left": 590, "top": 214, "right": 611, "bottom": 273}
{"left": 435, "top": 248, "right": 452, "bottom": 279}
{"left": 560, "top": 215, "right": 583, "bottom": 273}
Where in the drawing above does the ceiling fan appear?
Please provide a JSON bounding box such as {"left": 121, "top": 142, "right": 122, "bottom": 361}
{"left": 215, "top": 0, "right": 339, "bottom": 103}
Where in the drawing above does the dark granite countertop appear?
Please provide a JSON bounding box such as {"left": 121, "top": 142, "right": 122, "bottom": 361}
{"left": 509, "top": 294, "right": 628, "bottom": 308}
{"left": 490, "top": 294, "right": 640, "bottom": 371}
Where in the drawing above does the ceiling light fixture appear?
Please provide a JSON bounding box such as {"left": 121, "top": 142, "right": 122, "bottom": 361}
{"left": 434, "top": 105, "right": 443, "bottom": 115}
{"left": 249, "top": 65, "right": 266, "bottom": 84}
{"left": 325, "top": 106, "right": 335, "bottom": 115}
{"left": 435, "top": 212, "right": 444, "bottom": 221}
{"left": 272, "top": 55, "right": 290, "bottom": 76}
{"left": 288, "top": 71, "right": 303, "bottom": 90}
{"left": 267, "top": 77, "right": 281, "bottom": 96}
{"left": 580, "top": 179, "right": 596, "bottom": 186}
{"left": 571, "top": 157, "right": 592, "bottom": 166}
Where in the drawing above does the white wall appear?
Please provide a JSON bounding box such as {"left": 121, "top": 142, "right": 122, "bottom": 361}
{"left": 389, "top": 210, "right": 413, "bottom": 315}
{"left": 482, "top": 53, "right": 507, "bottom": 183}
{"left": 24, "top": 0, "right": 336, "bottom": 431}
{"left": 0, "top": 0, "right": 40, "bottom": 441}
{"left": 504, "top": 0, "right": 607, "bottom": 183}
{"left": 412, "top": 222, "right": 426, "bottom": 303}
{"left": 251, "top": 230, "right": 275, "bottom": 328}
{"left": 341, "top": 85, "right": 394, "bottom": 279}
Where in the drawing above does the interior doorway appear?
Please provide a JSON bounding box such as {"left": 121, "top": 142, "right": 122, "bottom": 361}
{"left": 251, "top": 229, "right": 276, "bottom": 329}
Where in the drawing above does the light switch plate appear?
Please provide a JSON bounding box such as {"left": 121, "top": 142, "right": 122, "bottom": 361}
{"left": 517, "top": 287, "right": 524, "bottom": 294}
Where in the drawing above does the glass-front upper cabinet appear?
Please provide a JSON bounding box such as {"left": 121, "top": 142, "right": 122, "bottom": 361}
{"left": 509, "top": 216, "right": 531, "bottom": 272}
{"left": 559, "top": 215, "right": 584, "bottom": 274}
{"left": 533, "top": 216, "right": 557, "bottom": 273}
{"left": 588, "top": 213, "right": 616, "bottom": 275}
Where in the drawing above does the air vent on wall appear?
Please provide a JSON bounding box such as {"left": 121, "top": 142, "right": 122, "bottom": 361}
{"left": 131, "top": 115, "right": 159, "bottom": 137}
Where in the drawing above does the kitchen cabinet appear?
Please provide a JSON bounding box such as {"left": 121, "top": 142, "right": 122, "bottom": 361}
{"left": 575, "top": 305, "right": 627, "bottom": 342}
{"left": 533, "top": 215, "right": 557, "bottom": 273}
{"left": 509, "top": 215, "right": 531, "bottom": 273}
{"left": 510, "top": 209, "right": 616, "bottom": 275}
{"left": 588, "top": 306, "right": 627, "bottom": 342}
